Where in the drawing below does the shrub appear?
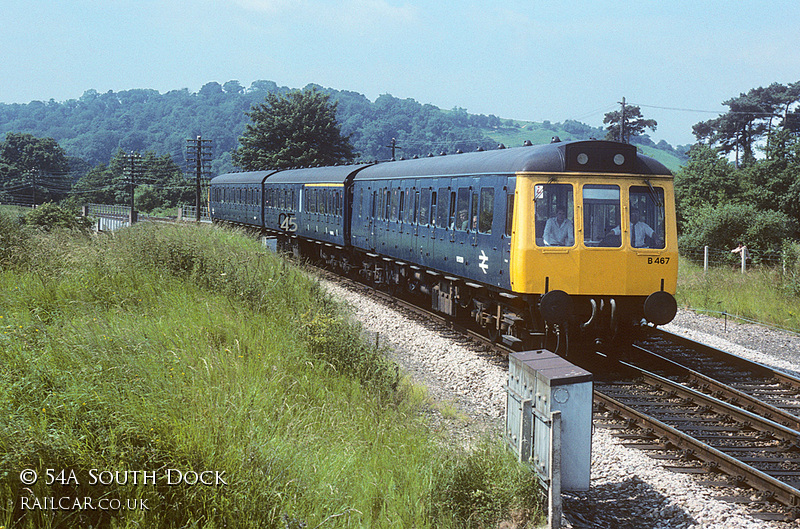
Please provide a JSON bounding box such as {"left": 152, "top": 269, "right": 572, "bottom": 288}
{"left": 301, "top": 312, "right": 399, "bottom": 397}
{"left": 679, "top": 203, "right": 797, "bottom": 254}
{"left": 0, "top": 210, "right": 29, "bottom": 268}
{"left": 430, "top": 439, "right": 542, "bottom": 527}
{"left": 23, "top": 202, "right": 93, "bottom": 234}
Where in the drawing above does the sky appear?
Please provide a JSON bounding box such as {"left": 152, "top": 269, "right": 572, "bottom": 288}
{"left": 2, "top": 0, "right": 800, "bottom": 147}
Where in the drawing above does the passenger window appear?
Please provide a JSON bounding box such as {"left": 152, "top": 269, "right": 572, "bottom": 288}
{"left": 437, "top": 188, "right": 449, "bottom": 228}
{"left": 535, "top": 183, "right": 574, "bottom": 247}
{"left": 583, "top": 185, "right": 621, "bottom": 248}
{"left": 430, "top": 190, "right": 438, "bottom": 226}
{"left": 449, "top": 191, "right": 457, "bottom": 228}
{"left": 629, "top": 186, "right": 666, "bottom": 249}
{"left": 479, "top": 188, "right": 494, "bottom": 234}
{"left": 390, "top": 188, "right": 399, "bottom": 221}
{"left": 454, "top": 188, "right": 470, "bottom": 231}
{"left": 470, "top": 192, "right": 479, "bottom": 231}
{"left": 418, "top": 189, "right": 430, "bottom": 226}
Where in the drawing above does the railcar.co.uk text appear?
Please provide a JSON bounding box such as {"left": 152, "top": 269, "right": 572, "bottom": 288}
{"left": 18, "top": 468, "right": 227, "bottom": 512}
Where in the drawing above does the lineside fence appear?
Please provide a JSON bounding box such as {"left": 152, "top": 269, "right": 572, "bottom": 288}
{"left": 177, "top": 204, "right": 211, "bottom": 223}
{"left": 82, "top": 204, "right": 210, "bottom": 232}
{"left": 681, "top": 244, "right": 800, "bottom": 274}
{"left": 679, "top": 243, "right": 800, "bottom": 337}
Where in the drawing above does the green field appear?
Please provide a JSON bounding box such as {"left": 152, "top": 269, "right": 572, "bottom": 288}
{"left": 0, "top": 218, "right": 541, "bottom": 529}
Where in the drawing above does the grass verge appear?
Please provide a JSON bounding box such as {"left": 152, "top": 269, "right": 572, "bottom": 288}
{"left": 0, "top": 218, "right": 542, "bottom": 528}
{"left": 676, "top": 257, "right": 800, "bottom": 332}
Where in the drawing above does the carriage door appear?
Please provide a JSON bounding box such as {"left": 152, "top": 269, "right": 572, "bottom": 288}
{"left": 502, "top": 178, "right": 516, "bottom": 278}
{"left": 472, "top": 182, "right": 498, "bottom": 282}
{"left": 470, "top": 178, "right": 480, "bottom": 247}
{"left": 369, "top": 188, "right": 377, "bottom": 251}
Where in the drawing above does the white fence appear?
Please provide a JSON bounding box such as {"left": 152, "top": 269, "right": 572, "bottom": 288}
{"left": 681, "top": 245, "right": 797, "bottom": 274}
{"left": 83, "top": 204, "right": 210, "bottom": 232}
{"left": 178, "top": 205, "right": 211, "bottom": 223}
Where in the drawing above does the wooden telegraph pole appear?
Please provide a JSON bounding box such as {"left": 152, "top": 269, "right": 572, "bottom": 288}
{"left": 125, "top": 151, "right": 143, "bottom": 223}
{"left": 385, "top": 138, "right": 402, "bottom": 161}
{"left": 186, "top": 136, "right": 212, "bottom": 221}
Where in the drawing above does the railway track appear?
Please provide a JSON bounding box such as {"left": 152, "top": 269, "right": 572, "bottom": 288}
{"left": 592, "top": 329, "right": 800, "bottom": 520}
{"left": 634, "top": 329, "right": 800, "bottom": 431}
{"left": 311, "top": 265, "right": 800, "bottom": 520}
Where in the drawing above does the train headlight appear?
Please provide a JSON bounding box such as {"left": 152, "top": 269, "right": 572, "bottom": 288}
{"left": 576, "top": 153, "right": 589, "bottom": 165}
{"left": 613, "top": 154, "right": 625, "bottom": 165}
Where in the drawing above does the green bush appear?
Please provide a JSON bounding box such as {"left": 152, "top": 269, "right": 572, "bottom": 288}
{"left": 0, "top": 210, "right": 28, "bottom": 268}
{"left": 780, "top": 240, "right": 800, "bottom": 297}
{"left": 302, "top": 312, "right": 399, "bottom": 397}
{"left": 430, "top": 439, "right": 542, "bottom": 527}
{"left": 679, "top": 203, "right": 797, "bottom": 254}
{"left": 23, "top": 202, "right": 93, "bottom": 234}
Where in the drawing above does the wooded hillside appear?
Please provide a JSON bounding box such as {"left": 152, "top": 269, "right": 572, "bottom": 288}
{"left": 0, "top": 80, "right": 687, "bottom": 176}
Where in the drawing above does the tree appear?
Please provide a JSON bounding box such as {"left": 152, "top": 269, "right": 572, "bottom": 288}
{"left": 692, "top": 83, "right": 800, "bottom": 166}
{"left": 739, "top": 130, "right": 800, "bottom": 225}
{"left": 67, "top": 150, "right": 192, "bottom": 212}
{"left": 233, "top": 88, "right": 355, "bottom": 170}
{"left": 0, "top": 133, "right": 71, "bottom": 205}
{"left": 674, "top": 144, "right": 739, "bottom": 214}
{"left": 603, "top": 99, "right": 657, "bottom": 143}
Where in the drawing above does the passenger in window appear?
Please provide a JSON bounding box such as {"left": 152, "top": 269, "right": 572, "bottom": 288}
{"left": 542, "top": 208, "right": 574, "bottom": 246}
{"left": 610, "top": 210, "right": 655, "bottom": 248}
{"left": 456, "top": 210, "right": 469, "bottom": 230}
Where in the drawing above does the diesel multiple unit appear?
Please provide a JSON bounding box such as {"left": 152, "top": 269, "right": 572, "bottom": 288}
{"left": 210, "top": 140, "right": 678, "bottom": 354}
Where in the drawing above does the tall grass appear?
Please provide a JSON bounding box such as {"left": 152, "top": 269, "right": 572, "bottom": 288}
{"left": 676, "top": 257, "right": 800, "bottom": 332}
{"left": 0, "top": 219, "right": 542, "bottom": 528}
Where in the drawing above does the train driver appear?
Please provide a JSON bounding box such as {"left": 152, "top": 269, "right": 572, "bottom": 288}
{"left": 542, "top": 208, "right": 574, "bottom": 246}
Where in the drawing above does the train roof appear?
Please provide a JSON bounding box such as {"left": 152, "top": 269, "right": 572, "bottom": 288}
{"left": 210, "top": 170, "right": 277, "bottom": 185}
{"left": 209, "top": 141, "right": 671, "bottom": 186}
{"left": 354, "top": 140, "right": 671, "bottom": 180}
{"left": 263, "top": 163, "right": 374, "bottom": 184}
